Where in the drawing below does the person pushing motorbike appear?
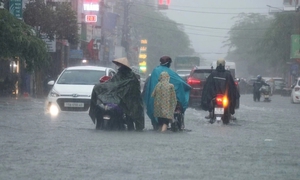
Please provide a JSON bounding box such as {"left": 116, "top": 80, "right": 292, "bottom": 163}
{"left": 89, "top": 57, "right": 144, "bottom": 131}
{"left": 201, "top": 59, "right": 240, "bottom": 120}
{"left": 253, "top": 75, "right": 270, "bottom": 102}
{"left": 143, "top": 56, "right": 191, "bottom": 130}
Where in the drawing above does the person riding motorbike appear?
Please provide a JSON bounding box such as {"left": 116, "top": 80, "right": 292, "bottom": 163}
{"left": 253, "top": 75, "right": 270, "bottom": 102}
{"left": 89, "top": 57, "right": 144, "bottom": 131}
{"left": 201, "top": 59, "right": 240, "bottom": 120}
{"left": 142, "top": 56, "right": 191, "bottom": 130}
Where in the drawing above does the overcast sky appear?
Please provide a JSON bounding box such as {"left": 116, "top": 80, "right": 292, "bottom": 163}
{"left": 165, "top": 0, "right": 284, "bottom": 63}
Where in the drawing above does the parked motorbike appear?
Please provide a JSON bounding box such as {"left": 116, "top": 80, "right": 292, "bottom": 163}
{"left": 171, "top": 101, "right": 184, "bottom": 132}
{"left": 260, "top": 85, "right": 271, "bottom": 102}
{"left": 209, "top": 94, "right": 230, "bottom": 125}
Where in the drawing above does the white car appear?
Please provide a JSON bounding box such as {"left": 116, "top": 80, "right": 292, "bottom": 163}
{"left": 291, "top": 77, "right": 300, "bottom": 104}
{"left": 45, "top": 66, "right": 116, "bottom": 116}
{"left": 176, "top": 69, "right": 191, "bottom": 79}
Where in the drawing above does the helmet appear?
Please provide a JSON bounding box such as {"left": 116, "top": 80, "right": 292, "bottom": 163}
{"left": 159, "top": 56, "right": 172, "bottom": 65}
{"left": 257, "top": 75, "right": 262, "bottom": 80}
{"left": 216, "top": 59, "right": 225, "bottom": 67}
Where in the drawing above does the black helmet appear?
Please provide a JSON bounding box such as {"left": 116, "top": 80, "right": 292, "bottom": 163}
{"left": 159, "top": 56, "right": 172, "bottom": 65}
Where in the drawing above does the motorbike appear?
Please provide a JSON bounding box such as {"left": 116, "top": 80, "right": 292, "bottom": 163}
{"left": 209, "top": 94, "right": 230, "bottom": 125}
{"left": 170, "top": 101, "right": 185, "bottom": 132}
{"left": 260, "top": 85, "right": 271, "bottom": 102}
{"left": 94, "top": 76, "right": 132, "bottom": 131}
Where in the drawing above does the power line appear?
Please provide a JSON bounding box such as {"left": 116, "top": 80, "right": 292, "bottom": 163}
{"left": 133, "top": 2, "right": 269, "bottom": 15}
{"left": 132, "top": 22, "right": 266, "bottom": 40}
{"left": 130, "top": 12, "right": 272, "bottom": 31}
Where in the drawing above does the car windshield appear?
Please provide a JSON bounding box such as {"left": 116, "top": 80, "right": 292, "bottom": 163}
{"left": 177, "top": 70, "right": 190, "bottom": 75}
{"left": 56, "top": 69, "right": 106, "bottom": 85}
{"left": 229, "top": 69, "right": 235, "bottom": 78}
{"left": 274, "top": 80, "right": 284, "bottom": 86}
{"left": 192, "top": 69, "right": 212, "bottom": 80}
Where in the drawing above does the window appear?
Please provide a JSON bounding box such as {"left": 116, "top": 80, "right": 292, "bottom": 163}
{"left": 57, "top": 70, "right": 106, "bottom": 85}
{"left": 192, "top": 69, "right": 212, "bottom": 80}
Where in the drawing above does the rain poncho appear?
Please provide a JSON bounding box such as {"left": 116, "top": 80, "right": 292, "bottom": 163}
{"left": 152, "top": 72, "right": 177, "bottom": 120}
{"left": 89, "top": 66, "right": 144, "bottom": 130}
{"left": 201, "top": 67, "right": 240, "bottom": 115}
{"left": 143, "top": 65, "right": 191, "bottom": 126}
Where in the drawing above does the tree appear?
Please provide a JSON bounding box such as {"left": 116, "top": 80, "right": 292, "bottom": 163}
{"left": 23, "top": 0, "right": 78, "bottom": 44}
{"left": 224, "top": 13, "right": 272, "bottom": 77}
{"left": 0, "top": 9, "right": 49, "bottom": 72}
{"left": 54, "top": 2, "right": 79, "bottom": 44}
{"left": 260, "top": 12, "right": 298, "bottom": 75}
{"left": 130, "top": 3, "right": 195, "bottom": 73}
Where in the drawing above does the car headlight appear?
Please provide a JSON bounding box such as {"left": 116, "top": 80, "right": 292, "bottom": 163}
{"left": 50, "top": 90, "right": 60, "bottom": 97}
{"left": 49, "top": 104, "right": 59, "bottom": 116}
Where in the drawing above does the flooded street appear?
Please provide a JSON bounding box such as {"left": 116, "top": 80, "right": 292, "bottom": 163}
{"left": 0, "top": 95, "right": 299, "bottom": 180}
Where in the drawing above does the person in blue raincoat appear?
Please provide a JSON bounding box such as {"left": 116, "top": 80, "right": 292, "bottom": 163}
{"left": 142, "top": 56, "right": 191, "bottom": 130}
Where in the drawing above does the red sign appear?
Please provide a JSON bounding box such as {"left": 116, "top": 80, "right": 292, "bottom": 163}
{"left": 158, "top": 0, "right": 171, "bottom": 5}
{"left": 85, "top": 15, "right": 97, "bottom": 23}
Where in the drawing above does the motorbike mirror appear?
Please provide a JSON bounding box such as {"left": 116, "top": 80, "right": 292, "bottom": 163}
{"left": 291, "top": 85, "right": 295, "bottom": 89}
{"left": 99, "top": 76, "right": 111, "bottom": 83}
{"left": 48, "top": 80, "right": 55, "bottom": 86}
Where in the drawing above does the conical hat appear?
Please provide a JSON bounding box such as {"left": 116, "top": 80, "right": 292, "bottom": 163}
{"left": 112, "top": 57, "right": 131, "bottom": 69}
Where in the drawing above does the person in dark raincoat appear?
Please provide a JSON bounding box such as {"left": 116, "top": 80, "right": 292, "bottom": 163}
{"left": 201, "top": 59, "right": 240, "bottom": 118}
{"left": 89, "top": 57, "right": 144, "bottom": 131}
{"left": 143, "top": 56, "right": 191, "bottom": 130}
{"left": 253, "top": 75, "right": 270, "bottom": 102}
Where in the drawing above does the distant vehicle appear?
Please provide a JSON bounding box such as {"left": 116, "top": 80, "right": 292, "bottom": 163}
{"left": 291, "top": 77, "right": 300, "bottom": 103}
{"left": 176, "top": 69, "right": 190, "bottom": 80}
{"left": 187, "top": 65, "right": 240, "bottom": 109}
{"left": 174, "top": 56, "right": 200, "bottom": 71}
{"left": 211, "top": 61, "right": 237, "bottom": 79}
{"left": 45, "top": 66, "right": 116, "bottom": 116}
{"left": 265, "top": 77, "right": 285, "bottom": 95}
{"left": 186, "top": 66, "right": 213, "bottom": 107}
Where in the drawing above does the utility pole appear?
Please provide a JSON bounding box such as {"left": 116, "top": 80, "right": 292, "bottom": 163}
{"left": 100, "top": 0, "right": 108, "bottom": 67}
{"left": 122, "top": 0, "right": 131, "bottom": 63}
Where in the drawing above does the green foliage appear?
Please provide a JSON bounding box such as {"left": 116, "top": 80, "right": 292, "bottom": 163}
{"left": 54, "top": 2, "right": 79, "bottom": 44}
{"left": 262, "top": 12, "right": 297, "bottom": 71}
{"left": 225, "top": 12, "right": 300, "bottom": 77}
{"left": 130, "top": 3, "right": 194, "bottom": 72}
{"left": 0, "top": 9, "right": 49, "bottom": 72}
{"left": 23, "top": 0, "right": 79, "bottom": 44}
{"left": 23, "top": 0, "right": 56, "bottom": 40}
{"left": 224, "top": 13, "right": 274, "bottom": 77}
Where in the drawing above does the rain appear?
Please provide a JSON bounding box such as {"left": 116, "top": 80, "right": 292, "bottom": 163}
{"left": 1, "top": 0, "right": 300, "bottom": 179}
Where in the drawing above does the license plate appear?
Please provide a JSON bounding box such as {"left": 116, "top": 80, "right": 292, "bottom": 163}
{"left": 265, "top": 95, "right": 269, "bottom": 98}
{"left": 214, "top": 107, "right": 224, "bottom": 114}
{"left": 64, "top": 102, "right": 84, "bottom": 107}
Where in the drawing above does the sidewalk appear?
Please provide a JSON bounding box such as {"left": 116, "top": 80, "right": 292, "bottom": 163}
{"left": 0, "top": 94, "right": 46, "bottom": 104}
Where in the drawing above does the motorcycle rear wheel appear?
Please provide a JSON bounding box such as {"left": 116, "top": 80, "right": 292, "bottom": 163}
{"left": 222, "top": 112, "right": 230, "bottom": 125}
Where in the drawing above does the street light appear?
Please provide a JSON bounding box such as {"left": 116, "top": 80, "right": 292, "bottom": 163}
{"left": 266, "top": 5, "right": 283, "bottom": 11}
{"left": 266, "top": 5, "right": 283, "bottom": 14}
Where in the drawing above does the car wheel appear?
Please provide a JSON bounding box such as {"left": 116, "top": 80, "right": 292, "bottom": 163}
{"left": 291, "top": 96, "right": 295, "bottom": 104}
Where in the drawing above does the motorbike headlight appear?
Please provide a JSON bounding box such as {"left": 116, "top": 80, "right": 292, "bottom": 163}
{"left": 50, "top": 90, "right": 60, "bottom": 97}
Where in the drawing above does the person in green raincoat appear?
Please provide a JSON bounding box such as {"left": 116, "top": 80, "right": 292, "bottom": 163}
{"left": 89, "top": 57, "right": 144, "bottom": 131}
